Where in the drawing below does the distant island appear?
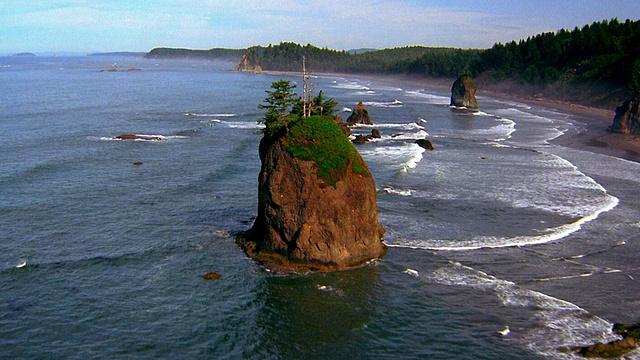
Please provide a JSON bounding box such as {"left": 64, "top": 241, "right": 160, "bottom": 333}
{"left": 12, "top": 52, "right": 36, "bottom": 57}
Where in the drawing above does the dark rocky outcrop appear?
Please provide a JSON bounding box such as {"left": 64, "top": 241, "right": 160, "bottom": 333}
{"left": 237, "top": 116, "right": 386, "bottom": 273}
{"left": 608, "top": 97, "right": 640, "bottom": 134}
{"left": 415, "top": 138, "right": 434, "bottom": 150}
{"left": 115, "top": 134, "right": 163, "bottom": 141}
{"left": 561, "top": 322, "right": 640, "bottom": 358}
{"left": 346, "top": 102, "right": 374, "bottom": 126}
{"left": 352, "top": 129, "right": 382, "bottom": 145}
{"left": 450, "top": 74, "right": 479, "bottom": 109}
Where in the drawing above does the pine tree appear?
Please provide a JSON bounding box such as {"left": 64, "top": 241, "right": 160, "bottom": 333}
{"left": 258, "top": 80, "right": 300, "bottom": 137}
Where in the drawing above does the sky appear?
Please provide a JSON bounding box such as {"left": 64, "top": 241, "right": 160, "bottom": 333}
{"left": 1, "top": 0, "right": 639, "bottom": 54}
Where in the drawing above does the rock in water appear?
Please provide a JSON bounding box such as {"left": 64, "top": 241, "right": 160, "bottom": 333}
{"left": 609, "top": 97, "right": 640, "bottom": 134}
{"left": 346, "top": 102, "right": 374, "bottom": 126}
{"left": 237, "top": 116, "right": 386, "bottom": 273}
{"left": 450, "top": 74, "right": 479, "bottom": 109}
{"left": 415, "top": 138, "right": 434, "bottom": 150}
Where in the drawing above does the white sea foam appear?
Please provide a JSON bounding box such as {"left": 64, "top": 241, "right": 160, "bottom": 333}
{"left": 383, "top": 186, "right": 413, "bottom": 196}
{"left": 356, "top": 90, "right": 378, "bottom": 96}
{"left": 382, "top": 130, "right": 430, "bottom": 141}
{"left": 388, "top": 193, "right": 617, "bottom": 251}
{"left": 359, "top": 143, "right": 425, "bottom": 172}
{"left": 362, "top": 99, "right": 403, "bottom": 108}
{"left": 224, "top": 121, "right": 265, "bottom": 130}
{"left": 475, "top": 118, "right": 516, "bottom": 142}
{"left": 184, "top": 112, "right": 237, "bottom": 117}
{"left": 428, "top": 262, "right": 620, "bottom": 357}
{"left": 354, "top": 122, "right": 424, "bottom": 131}
{"left": 405, "top": 90, "right": 450, "bottom": 105}
{"left": 402, "top": 268, "right": 419, "bottom": 277}
{"left": 331, "top": 81, "right": 370, "bottom": 91}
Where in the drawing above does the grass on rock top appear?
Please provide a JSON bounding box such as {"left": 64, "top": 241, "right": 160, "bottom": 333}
{"left": 283, "top": 115, "right": 369, "bottom": 187}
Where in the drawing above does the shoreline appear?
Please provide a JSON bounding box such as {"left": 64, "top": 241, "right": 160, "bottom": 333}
{"left": 319, "top": 72, "right": 640, "bottom": 164}
{"left": 260, "top": 69, "right": 640, "bottom": 163}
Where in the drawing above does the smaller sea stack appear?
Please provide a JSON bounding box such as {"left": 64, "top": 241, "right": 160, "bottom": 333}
{"left": 450, "top": 74, "right": 479, "bottom": 109}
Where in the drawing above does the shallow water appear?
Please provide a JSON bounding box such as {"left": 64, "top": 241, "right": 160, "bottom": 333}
{"left": 1, "top": 56, "right": 639, "bottom": 359}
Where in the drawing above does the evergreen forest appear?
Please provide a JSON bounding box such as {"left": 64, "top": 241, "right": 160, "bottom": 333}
{"left": 147, "top": 18, "right": 640, "bottom": 102}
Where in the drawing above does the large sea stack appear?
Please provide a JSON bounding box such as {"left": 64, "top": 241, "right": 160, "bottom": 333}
{"left": 232, "top": 51, "right": 262, "bottom": 73}
{"left": 237, "top": 116, "right": 386, "bottom": 273}
{"left": 608, "top": 97, "right": 640, "bottom": 134}
{"left": 450, "top": 74, "right": 479, "bottom": 109}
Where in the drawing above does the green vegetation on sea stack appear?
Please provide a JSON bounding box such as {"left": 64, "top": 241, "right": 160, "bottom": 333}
{"left": 258, "top": 79, "right": 367, "bottom": 187}
{"left": 284, "top": 116, "right": 369, "bottom": 187}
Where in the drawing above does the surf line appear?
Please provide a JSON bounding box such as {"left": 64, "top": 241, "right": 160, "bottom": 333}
{"left": 387, "top": 193, "right": 618, "bottom": 251}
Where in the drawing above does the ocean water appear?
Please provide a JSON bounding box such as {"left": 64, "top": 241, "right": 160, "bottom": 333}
{"left": 1, "top": 56, "right": 639, "bottom": 359}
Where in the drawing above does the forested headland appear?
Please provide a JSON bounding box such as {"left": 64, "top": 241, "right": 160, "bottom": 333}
{"left": 146, "top": 18, "right": 640, "bottom": 108}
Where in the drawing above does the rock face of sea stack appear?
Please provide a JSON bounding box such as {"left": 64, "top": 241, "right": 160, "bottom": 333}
{"left": 609, "top": 97, "right": 640, "bottom": 134}
{"left": 450, "top": 74, "right": 479, "bottom": 109}
{"left": 346, "top": 102, "right": 374, "bottom": 126}
{"left": 237, "top": 116, "right": 386, "bottom": 273}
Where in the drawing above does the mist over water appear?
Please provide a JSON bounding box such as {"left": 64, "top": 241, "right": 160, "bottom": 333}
{"left": 1, "top": 56, "right": 639, "bottom": 359}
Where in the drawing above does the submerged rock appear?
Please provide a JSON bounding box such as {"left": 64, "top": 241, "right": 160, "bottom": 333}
{"left": 450, "top": 74, "right": 478, "bottom": 109}
{"left": 346, "top": 102, "right": 374, "bottom": 126}
{"left": 415, "top": 138, "right": 434, "bottom": 150}
{"left": 237, "top": 116, "right": 386, "bottom": 273}
{"left": 115, "top": 134, "right": 163, "bottom": 141}
{"left": 202, "top": 272, "right": 221, "bottom": 280}
{"left": 609, "top": 97, "right": 640, "bottom": 134}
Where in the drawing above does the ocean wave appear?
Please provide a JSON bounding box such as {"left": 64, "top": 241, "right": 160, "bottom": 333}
{"left": 475, "top": 118, "right": 516, "bottom": 142}
{"left": 99, "top": 134, "right": 189, "bottom": 142}
{"left": 427, "top": 262, "right": 619, "bottom": 358}
{"left": 224, "top": 121, "right": 265, "bottom": 130}
{"left": 363, "top": 100, "right": 403, "bottom": 108}
{"left": 383, "top": 186, "right": 413, "bottom": 196}
{"left": 184, "top": 112, "right": 237, "bottom": 117}
{"left": 353, "top": 122, "right": 424, "bottom": 131}
{"left": 330, "top": 81, "right": 370, "bottom": 91}
{"left": 359, "top": 143, "right": 425, "bottom": 172}
{"left": 387, "top": 193, "right": 617, "bottom": 251}
{"left": 355, "top": 90, "right": 379, "bottom": 96}
{"left": 405, "top": 90, "right": 450, "bottom": 105}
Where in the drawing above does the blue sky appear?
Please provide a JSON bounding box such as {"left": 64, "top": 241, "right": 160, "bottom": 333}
{"left": 1, "top": 0, "right": 639, "bottom": 54}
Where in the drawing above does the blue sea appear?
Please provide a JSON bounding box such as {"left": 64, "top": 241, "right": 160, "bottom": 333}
{"left": 1, "top": 56, "right": 639, "bottom": 359}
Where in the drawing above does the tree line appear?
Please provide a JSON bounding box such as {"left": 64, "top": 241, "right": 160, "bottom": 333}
{"left": 145, "top": 18, "right": 640, "bottom": 94}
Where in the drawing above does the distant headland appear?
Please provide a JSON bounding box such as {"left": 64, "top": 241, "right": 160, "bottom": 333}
{"left": 144, "top": 18, "right": 640, "bottom": 111}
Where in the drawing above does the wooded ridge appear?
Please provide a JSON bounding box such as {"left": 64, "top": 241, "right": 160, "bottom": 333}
{"left": 146, "top": 18, "right": 640, "bottom": 106}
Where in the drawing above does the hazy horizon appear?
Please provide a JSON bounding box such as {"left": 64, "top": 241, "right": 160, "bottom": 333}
{"left": 1, "top": 1, "right": 639, "bottom": 55}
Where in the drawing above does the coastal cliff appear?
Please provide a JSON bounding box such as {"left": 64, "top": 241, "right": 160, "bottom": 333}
{"left": 237, "top": 116, "right": 386, "bottom": 272}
